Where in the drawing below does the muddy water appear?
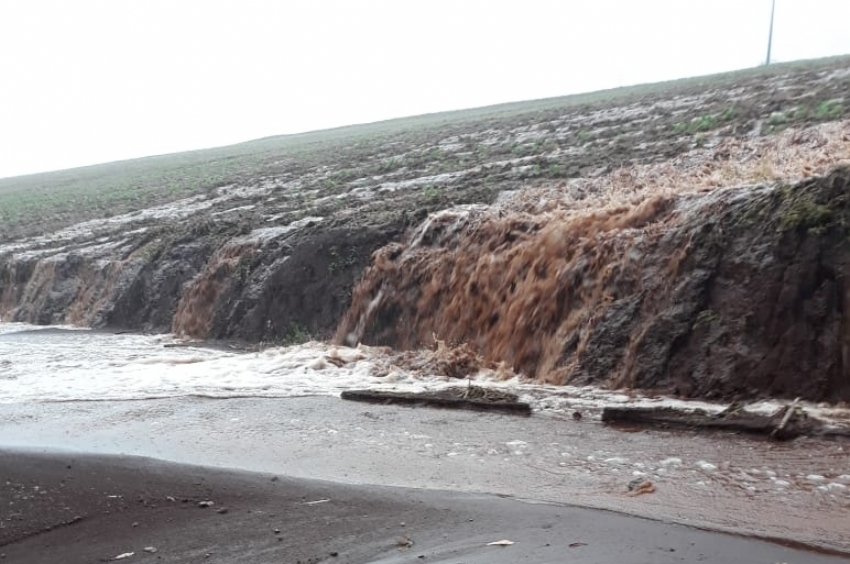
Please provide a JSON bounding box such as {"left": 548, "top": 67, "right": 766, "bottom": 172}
{"left": 336, "top": 166, "right": 850, "bottom": 403}
{"left": 0, "top": 324, "right": 849, "bottom": 552}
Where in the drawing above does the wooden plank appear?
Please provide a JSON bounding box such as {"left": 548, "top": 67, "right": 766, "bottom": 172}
{"left": 340, "top": 389, "right": 532, "bottom": 416}
{"left": 600, "top": 405, "right": 847, "bottom": 440}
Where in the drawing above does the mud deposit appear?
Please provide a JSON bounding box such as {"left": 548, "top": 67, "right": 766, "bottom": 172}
{"left": 1, "top": 58, "right": 850, "bottom": 402}
{"left": 1, "top": 325, "right": 849, "bottom": 554}
{"left": 5, "top": 451, "right": 848, "bottom": 564}
{"left": 1, "top": 396, "right": 849, "bottom": 555}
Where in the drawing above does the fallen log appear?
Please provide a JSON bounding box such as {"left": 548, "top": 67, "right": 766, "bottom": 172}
{"left": 600, "top": 405, "right": 847, "bottom": 440}
{"left": 340, "top": 388, "right": 532, "bottom": 416}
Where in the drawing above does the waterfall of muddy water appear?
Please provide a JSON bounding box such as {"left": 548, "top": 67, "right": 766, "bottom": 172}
{"left": 0, "top": 258, "right": 58, "bottom": 322}
{"left": 338, "top": 196, "right": 680, "bottom": 383}
{"left": 0, "top": 238, "right": 145, "bottom": 327}
{"left": 0, "top": 323, "right": 849, "bottom": 551}
{"left": 171, "top": 241, "right": 258, "bottom": 338}
{"left": 336, "top": 165, "right": 850, "bottom": 401}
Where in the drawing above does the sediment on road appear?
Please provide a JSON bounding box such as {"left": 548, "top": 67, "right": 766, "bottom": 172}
{"left": 2, "top": 449, "right": 848, "bottom": 564}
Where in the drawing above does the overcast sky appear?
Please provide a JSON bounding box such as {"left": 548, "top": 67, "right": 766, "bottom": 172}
{"left": 1, "top": 0, "right": 849, "bottom": 179}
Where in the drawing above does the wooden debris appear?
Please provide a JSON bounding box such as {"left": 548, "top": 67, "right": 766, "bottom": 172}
{"left": 340, "top": 387, "right": 532, "bottom": 416}
{"left": 601, "top": 404, "right": 848, "bottom": 440}
{"left": 771, "top": 397, "right": 801, "bottom": 440}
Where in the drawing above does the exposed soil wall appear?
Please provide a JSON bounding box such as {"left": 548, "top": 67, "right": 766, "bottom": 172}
{"left": 0, "top": 217, "right": 407, "bottom": 343}
{"left": 336, "top": 168, "right": 850, "bottom": 402}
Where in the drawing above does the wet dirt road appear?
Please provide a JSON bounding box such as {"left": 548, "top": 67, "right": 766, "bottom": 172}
{"left": 1, "top": 396, "right": 848, "bottom": 554}
{"left": 4, "top": 449, "right": 848, "bottom": 564}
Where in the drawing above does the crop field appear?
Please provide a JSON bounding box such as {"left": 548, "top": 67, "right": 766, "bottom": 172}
{"left": 1, "top": 55, "right": 848, "bottom": 243}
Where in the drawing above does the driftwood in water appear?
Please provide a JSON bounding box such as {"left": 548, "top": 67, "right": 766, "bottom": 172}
{"left": 600, "top": 405, "right": 847, "bottom": 440}
{"left": 771, "top": 397, "right": 801, "bottom": 439}
{"left": 340, "top": 387, "right": 532, "bottom": 416}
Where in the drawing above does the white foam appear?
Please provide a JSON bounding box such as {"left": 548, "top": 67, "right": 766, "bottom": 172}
{"left": 0, "top": 325, "right": 455, "bottom": 403}
{"left": 0, "top": 322, "right": 848, "bottom": 440}
{"left": 696, "top": 461, "right": 717, "bottom": 472}
{"left": 0, "top": 323, "right": 89, "bottom": 335}
{"left": 660, "top": 457, "right": 683, "bottom": 467}
{"left": 231, "top": 216, "right": 324, "bottom": 245}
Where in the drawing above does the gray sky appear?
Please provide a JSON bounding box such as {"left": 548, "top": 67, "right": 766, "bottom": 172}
{"left": 1, "top": 0, "right": 849, "bottom": 179}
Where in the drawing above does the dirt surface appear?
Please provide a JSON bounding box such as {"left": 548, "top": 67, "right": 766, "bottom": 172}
{"left": 1, "top": 57, "right": 850, "bottom": 401}
{"left": 2, "top": 397, "right": 849, "bottom": 554}
{"left": 1, "top": 449, "right": 848, "bottom": 564}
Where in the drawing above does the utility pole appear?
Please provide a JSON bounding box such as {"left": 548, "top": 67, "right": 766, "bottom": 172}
{"left": 765, "top": 0, "right": 776, "bottom": 65}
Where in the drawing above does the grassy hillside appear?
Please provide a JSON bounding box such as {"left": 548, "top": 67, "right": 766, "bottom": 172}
{"left": 1, "top": 55, "right": 849, "bottom": 242}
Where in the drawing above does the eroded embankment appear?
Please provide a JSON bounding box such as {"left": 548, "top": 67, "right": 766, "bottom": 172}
{"left": 1, "top": 60, "right": 849, "bottom": 405}
{"left": 337, "top": 166, "right": 850, "bottom": 402}
{"left": 0, "top": 216, "right": 406, "bottom": 341}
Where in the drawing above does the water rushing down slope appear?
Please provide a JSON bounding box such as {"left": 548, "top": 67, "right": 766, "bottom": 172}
{"left": 2, "top": 60, "right": 850, "bottom": 401}
{"left": 339, "top": 166, "right": 850, "bottom": 401}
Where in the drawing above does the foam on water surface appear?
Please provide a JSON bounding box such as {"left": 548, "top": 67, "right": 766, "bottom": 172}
{"left": 0, "top": 324, "right": 432, "bottom": 403}
{"left": 1, "top": 323, "right": 849, "bottom": 434}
